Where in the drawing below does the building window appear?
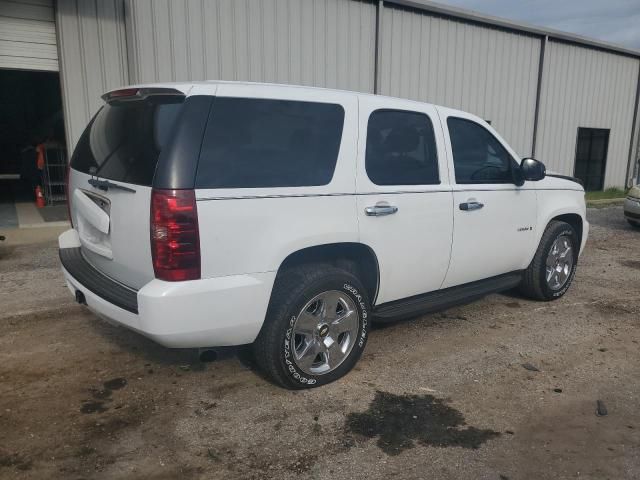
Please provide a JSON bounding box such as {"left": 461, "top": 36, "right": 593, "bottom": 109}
{"left": 365, "top": 109, "right": 439, "bottom": 186}
{"left": 574, "top": 128, "right": 610, "bottom": 191}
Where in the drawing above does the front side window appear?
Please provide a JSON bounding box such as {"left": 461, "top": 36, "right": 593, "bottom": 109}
{"left": 365, "top": 109, "right": 439, "bottom": 186}
{"left": 447, "top": 117, "right": 514, "bottom": 184}
{"left": 196, "top": 97, "right": 344, "bottom": 189}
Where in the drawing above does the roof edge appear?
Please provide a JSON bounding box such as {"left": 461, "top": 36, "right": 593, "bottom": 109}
{"left": 386, "top": 0, "right": 640, "bottom": 59}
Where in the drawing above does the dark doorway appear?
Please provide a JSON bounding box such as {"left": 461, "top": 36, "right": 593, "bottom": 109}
{"left": 0, "top": 69, "right": 67, "bottom": 228}
{"left": 574, "top": 127, "right": 609, "bottom": 191}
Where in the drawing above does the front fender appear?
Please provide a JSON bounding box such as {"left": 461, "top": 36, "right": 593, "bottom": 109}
{"left": 529, "top": 188, "right": 587, "bottom": 265}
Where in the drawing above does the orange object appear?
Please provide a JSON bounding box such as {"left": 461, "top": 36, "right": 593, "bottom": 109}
{"left": 36, "top": 144, "right": 46, "bottom": 170}
{"left": 35, "top": 186, "right": 46, "bottom": 208}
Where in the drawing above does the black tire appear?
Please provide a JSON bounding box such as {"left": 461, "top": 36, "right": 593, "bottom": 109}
{"left": 519, "top": 220, "right": 578, "bottom": 301}
{"left": 627, "top": 219, "right": 640, "bottom": 229}
{"left": 253, "top": 264, "right": 371, "bottom": 389}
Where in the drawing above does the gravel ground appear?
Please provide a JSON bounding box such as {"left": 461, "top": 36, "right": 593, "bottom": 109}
{"left": 1, "top": 206, "right": 639, "bottom": 480}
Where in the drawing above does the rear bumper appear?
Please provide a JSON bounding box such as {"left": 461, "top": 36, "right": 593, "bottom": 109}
{"left": 58, "top": 229, "right": 276, "bottom": 348}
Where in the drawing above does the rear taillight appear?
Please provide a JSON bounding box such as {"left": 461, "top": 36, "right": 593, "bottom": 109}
{"left": 65, "top": 163, "right": 73, "bottom": 227}
{"left": 150, "top": 189, "right": 200, "bottom": 282}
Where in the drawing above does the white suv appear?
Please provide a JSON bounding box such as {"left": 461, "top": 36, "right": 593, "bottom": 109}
{"left": 59, "top": 81, "right": 588, "bottom": 388}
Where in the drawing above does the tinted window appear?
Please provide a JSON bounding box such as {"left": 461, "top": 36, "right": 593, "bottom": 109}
{"left": 447, "top": 117, "right": 514, "bottom": 184}
{"left": 71, "top": 97, "right": 184, "bottom": 186}
{"left": 196, "top": 98, "right": 344, "bottom": 189}
{"left": 365, "top": 110, "right": 439, "bottom": 185}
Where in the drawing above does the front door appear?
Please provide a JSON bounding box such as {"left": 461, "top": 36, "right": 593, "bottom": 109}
{"left": 439, "top": 109, "right": 538, "bottom": 288}
{"left": 356, "top": 97, "right": 454, "bottom": 305}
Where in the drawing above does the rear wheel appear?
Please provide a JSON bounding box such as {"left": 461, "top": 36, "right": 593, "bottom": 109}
{"left": 520, "top": 220, "right": 578, "bottom": 301}
{"left": 253, "top": 264, "right": 370, "bottom": 389}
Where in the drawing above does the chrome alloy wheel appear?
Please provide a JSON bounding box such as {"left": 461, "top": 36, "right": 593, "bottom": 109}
{"left": 292, "top": 290, "right": 360, "bottom": 375}
{"left": 545, "top": 235, "right": 574, "bottom": 290}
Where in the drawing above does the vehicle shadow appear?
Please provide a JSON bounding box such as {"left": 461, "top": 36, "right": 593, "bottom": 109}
{"left": 85, "top": 312, "right": 249, "bottom": 371}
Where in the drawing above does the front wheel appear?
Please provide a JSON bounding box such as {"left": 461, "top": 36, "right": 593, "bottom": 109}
{"left": 520, "top": 220, "right": 578, "bottom": 301}
{"left": 253, "top": 264, "right": 371, "bottom": 389}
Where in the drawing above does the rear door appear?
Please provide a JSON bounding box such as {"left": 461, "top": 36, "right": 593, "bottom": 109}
{"left": 68, "top": 87, "right": 191, "bottom": 289}
{"left": 356, "top": 97, "right": 454, "bottom": 305}
{"left": 439, "top": 108, "right": 538, "bottom": 288}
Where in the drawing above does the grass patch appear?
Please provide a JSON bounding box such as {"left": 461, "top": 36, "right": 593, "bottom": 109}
{"left": 585, "top": 187, "right": 628, "bottom": 201}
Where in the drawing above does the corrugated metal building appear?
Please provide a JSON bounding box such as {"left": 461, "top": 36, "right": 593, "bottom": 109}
{"left": 2, "top": 0, "right": 640, "bottom": 189}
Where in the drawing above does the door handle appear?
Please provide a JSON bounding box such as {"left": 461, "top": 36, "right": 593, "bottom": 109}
{"left": 459, "top": 201, "right": 484, "bottom": 211}
{"left": 365, "top": 204, "right": 398, "bottom": 216}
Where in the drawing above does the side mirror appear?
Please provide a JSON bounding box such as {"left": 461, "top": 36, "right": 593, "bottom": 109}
{"left": 520, "top": 157, "right": 546, "bottom": 182}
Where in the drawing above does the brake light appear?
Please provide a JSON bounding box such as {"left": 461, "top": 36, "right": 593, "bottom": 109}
{"left": 150, "top": 189, "right": 200, "bottom": 282}
{"left": 102, "top": 87, "right": 185, "bottom": 103}
{"left": 107, "top": 88, "right": 139, "bottom": 99}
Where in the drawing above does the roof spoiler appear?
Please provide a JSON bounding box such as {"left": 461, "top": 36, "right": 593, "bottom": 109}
{"left": 101, "top": 87, "right": 186, "bottom": 103}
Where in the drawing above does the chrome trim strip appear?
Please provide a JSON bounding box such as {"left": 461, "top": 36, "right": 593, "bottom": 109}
{"left": 196, "top": 187, "right": 583, "bottom": 201}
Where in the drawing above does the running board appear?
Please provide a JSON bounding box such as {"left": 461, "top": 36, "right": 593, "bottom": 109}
{"left": 373, "top": 271, "right": 523, "bottom": 322}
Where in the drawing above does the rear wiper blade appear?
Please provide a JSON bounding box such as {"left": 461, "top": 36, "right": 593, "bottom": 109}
{"left": 88, "top": 178, "right": 136, "bottom": 193}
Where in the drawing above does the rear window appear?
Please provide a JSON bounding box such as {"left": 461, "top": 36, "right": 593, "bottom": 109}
{"left": 196, "top": 97, "right": 344, "bottom": 189}
{"left": 71, "top": 97, "right": 184, "bottom": 186}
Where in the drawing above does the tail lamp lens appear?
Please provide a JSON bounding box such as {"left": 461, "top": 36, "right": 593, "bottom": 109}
{"left": 150, "top": 189, "right": 200, "bottom": 281}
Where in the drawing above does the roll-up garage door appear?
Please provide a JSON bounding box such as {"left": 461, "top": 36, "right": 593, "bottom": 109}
{"left": 0, "top": 0, "right": 58, "bottom": 71}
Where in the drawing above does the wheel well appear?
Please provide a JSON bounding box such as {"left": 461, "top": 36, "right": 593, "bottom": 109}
{"left": 277, "top": 243, "right": 380, "bottom": 303}
{"left": 551, "top": 213, "right": 583, "bottom": 246}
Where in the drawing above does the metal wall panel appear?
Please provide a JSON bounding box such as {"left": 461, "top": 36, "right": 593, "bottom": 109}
{"left": 378, "top": 5, "right": 541, "bottom": 156}
{"left": 0, "top": 0, "right": 58, "bottom": 71}
{"left": 536, "top": 41, "right": 640, "bottom": 187}
{"left": 124, "top": 0, "right": 377, "bottom": 93}
{"left": 56, "top": 0, "right": 129, "bottom": 149}
{"left": 52, "top": 0, "right": 640, "bottom": 186}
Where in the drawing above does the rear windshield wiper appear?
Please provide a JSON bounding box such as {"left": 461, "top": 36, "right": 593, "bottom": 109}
{"left": 88, "top": 177, "right": 136, "bottom": 193}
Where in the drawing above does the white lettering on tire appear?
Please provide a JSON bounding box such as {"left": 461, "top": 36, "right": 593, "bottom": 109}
{"left": 282, "top": 283, "right": 368, "bottom": 385}
{"left": 344, "top": 283, "right": 368, "bottom": 348}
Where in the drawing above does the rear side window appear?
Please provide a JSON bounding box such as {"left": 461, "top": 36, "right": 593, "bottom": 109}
{"left": 71, "top": 97, "right": 184, "bottom": 186}
{"left": 365, "top": 109, "right": 439, "bottom": 185}
{"left": 196, "top": 97, "right": 344, "bottom": 189}
{"left": 447, "top": 117, "right": 514, "bottom": 184}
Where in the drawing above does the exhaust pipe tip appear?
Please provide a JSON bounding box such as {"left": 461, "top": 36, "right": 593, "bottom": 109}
{"left": 75, "top": 290, "right": 87, "bottom": 305}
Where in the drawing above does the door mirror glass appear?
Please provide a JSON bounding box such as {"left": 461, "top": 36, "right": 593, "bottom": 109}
{"left": 520, "top": 158, "right": 546, "bottom": 182}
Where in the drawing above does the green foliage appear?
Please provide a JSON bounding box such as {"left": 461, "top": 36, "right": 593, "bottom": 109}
{"left": 585, "top": 187, "right": 628, "bottom": 201}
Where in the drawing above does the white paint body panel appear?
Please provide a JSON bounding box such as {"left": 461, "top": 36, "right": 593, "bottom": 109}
{"left": 62, "top": 81, "right": 589, "bottom": 348}
{"left": 437, "top": 106, "right": 538, "bottom": 287}
{"left": 61, "top": 228, "right": 275, "bottom": 347}
{"left": 355, "top": 94, "right": 454, "bottom": 304}
{"left": 69, "top": 169, "right": 154, "bottom": 290}
{"left": 196, "top": 83, "right": 359, "bottom": 278}
{"left": 531, "top": 177, "right": 589, "bottom": 260}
